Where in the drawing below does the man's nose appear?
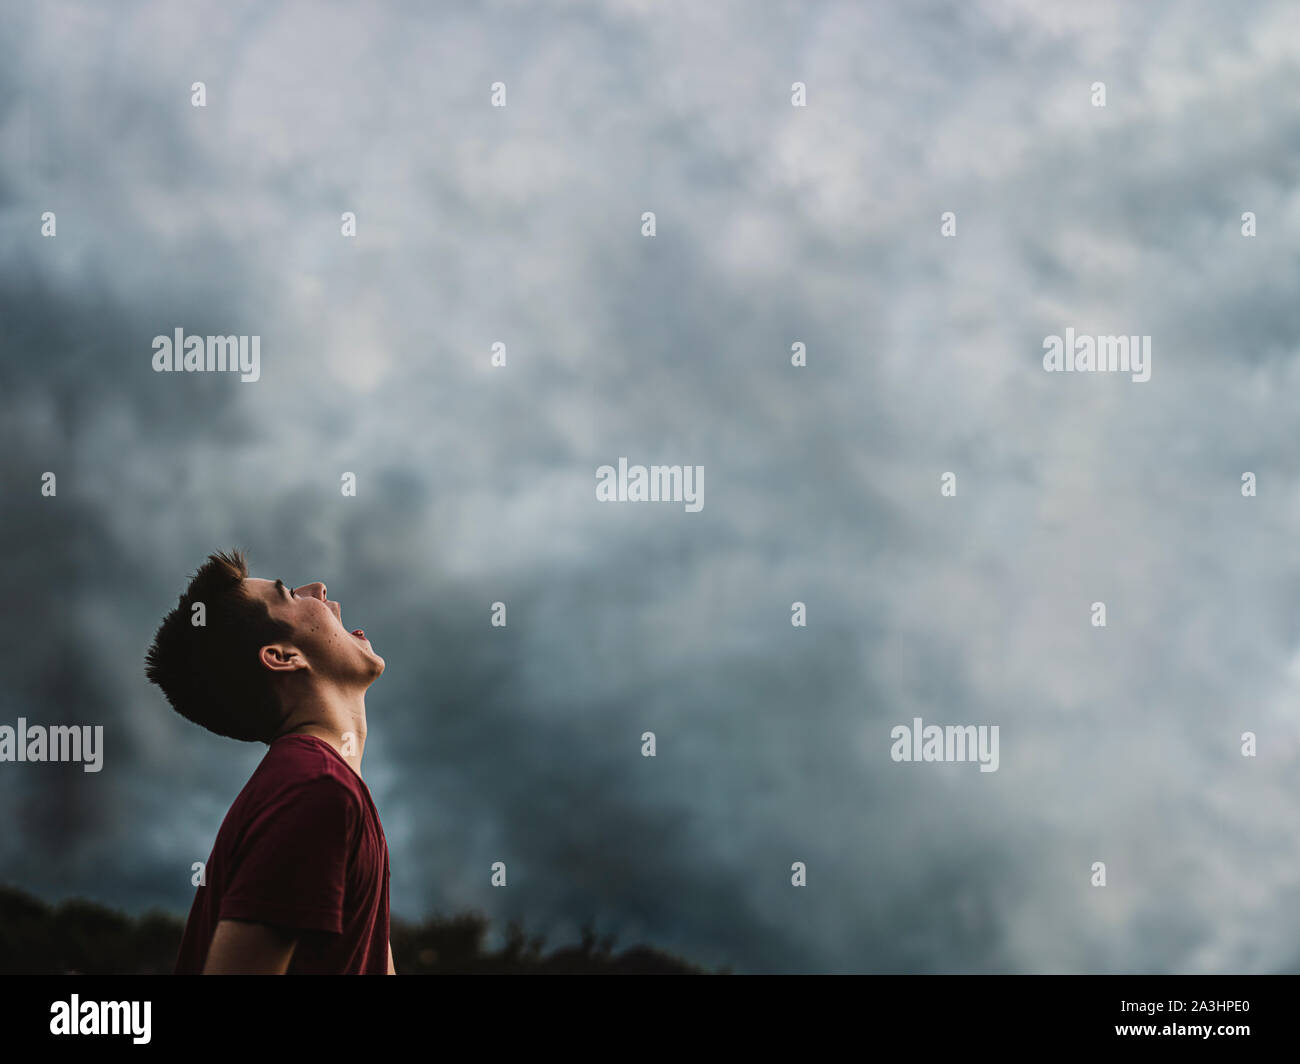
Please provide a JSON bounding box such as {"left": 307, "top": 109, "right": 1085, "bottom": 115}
{"left": 295, "top": 582, "right": 327, "bottom": 601}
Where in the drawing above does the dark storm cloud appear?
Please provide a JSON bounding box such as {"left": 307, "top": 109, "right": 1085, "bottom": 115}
{"left": 3, "top": 0, "right": 1300, "bottom": 973}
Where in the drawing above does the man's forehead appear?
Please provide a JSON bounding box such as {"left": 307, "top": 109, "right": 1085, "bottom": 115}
{"left": 245, "top": 577, "right": 278, "bottom": 597}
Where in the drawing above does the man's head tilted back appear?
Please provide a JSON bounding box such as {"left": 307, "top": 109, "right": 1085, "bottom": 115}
{"left": 144, "top": 549, "right": 385, "bottom": 743}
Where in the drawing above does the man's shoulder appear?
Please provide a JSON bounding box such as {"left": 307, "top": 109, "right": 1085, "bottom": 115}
{"left": 262, "top": 734, "right": 335, "bottom": 769}
{"left": 244, "top": 736, "right": 362, "bottom": 802}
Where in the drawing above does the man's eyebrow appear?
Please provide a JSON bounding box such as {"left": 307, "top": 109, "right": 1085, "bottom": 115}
{"left": 275, "top": 579, "right": 290, "bottom": 599}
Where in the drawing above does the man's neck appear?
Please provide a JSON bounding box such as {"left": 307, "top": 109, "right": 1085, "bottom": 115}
{"left": 275, "top": 687, "right": 368, "bottom": 778}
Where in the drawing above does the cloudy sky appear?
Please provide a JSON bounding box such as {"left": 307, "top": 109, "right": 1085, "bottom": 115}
{"left": 3, "top": 0, "right": 1300, "bottom": 973}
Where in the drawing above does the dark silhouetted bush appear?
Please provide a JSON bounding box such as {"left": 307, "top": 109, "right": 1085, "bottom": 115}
{"left": 0, "top": 884, "right": 714, "bottom": 973}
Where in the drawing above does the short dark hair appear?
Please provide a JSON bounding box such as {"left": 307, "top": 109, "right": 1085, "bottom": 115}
{"left": 145, "top": 549, "right": 293, "bottom": 743}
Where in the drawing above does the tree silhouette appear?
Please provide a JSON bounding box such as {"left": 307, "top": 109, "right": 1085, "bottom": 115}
{"left": 0, "top": 883, "right": 717, "bottom": 974}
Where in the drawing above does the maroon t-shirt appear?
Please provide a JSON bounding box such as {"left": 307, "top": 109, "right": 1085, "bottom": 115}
{"left": 175, "top": 734, "right": 390, "bottom": 974}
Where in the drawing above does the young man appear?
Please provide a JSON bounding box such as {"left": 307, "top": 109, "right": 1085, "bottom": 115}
{"left": 145, "top": 549, "right": 395, "bottom": 974}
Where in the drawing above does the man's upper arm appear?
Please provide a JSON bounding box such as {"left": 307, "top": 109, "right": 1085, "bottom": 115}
{"left": 388, "top": 939, "right": 396, "bottom": 974}
{"left": 203, "top": 918, "right": 298, "bottom": 974}
{"left": 220, "top": 776, "right": 357, "bottom": 935}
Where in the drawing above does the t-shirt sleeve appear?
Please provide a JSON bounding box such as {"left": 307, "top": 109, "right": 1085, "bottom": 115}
{"left": 219, "top": 775, "right": 358, "bottom": 935}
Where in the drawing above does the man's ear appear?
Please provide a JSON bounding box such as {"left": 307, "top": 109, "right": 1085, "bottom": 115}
{"left": 260, "top": 644, "right": 308, "bottom": 673}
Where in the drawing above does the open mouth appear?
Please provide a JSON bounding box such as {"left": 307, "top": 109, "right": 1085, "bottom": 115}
{"left": 350, "top": 628, "right": 368, "bottom": 642}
